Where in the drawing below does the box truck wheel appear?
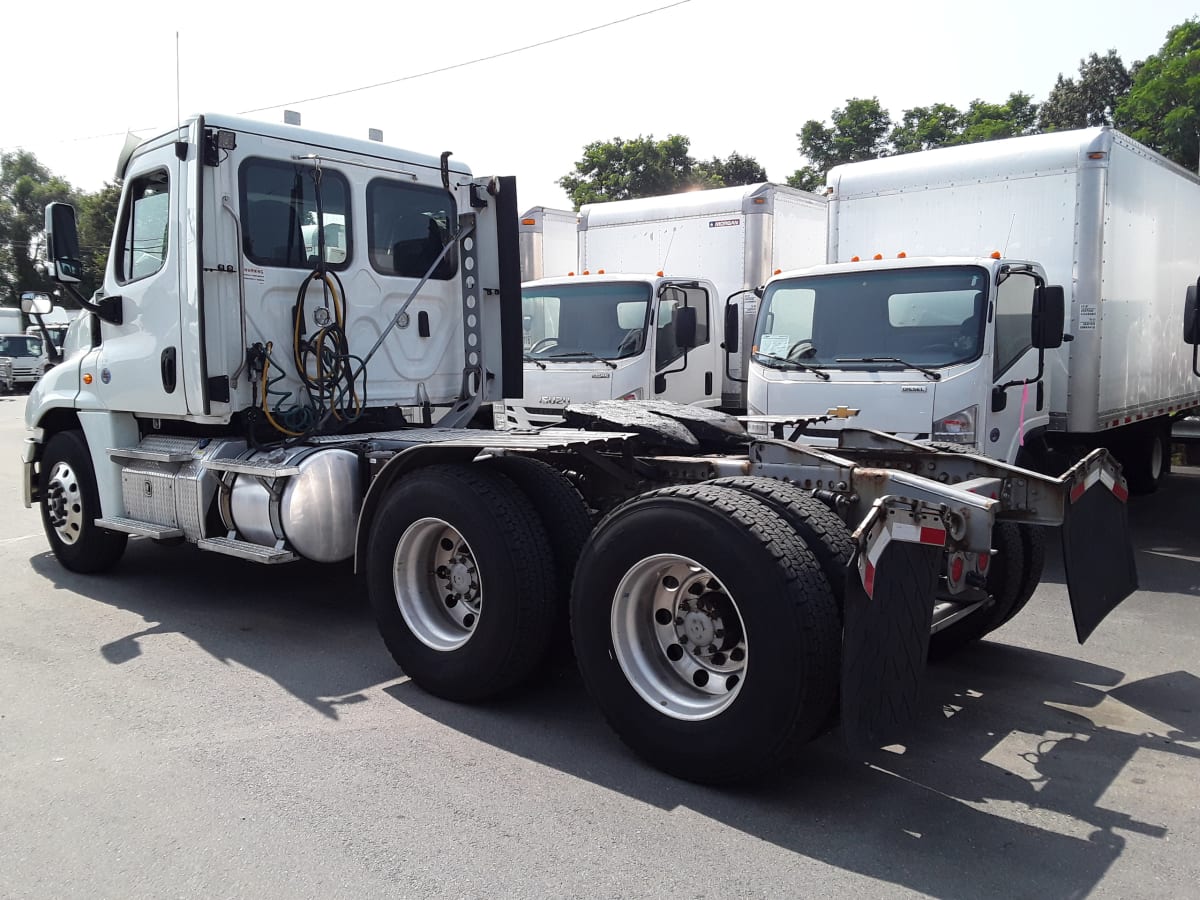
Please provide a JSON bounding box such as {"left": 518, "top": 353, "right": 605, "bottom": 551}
{"left": 571, "top": 484, "right": 840, "bottom": 783}
{"left": 39, "top": 430, "right": 128, "bottom": 573}
{"left": 366, "top": 464, "right": 556, "bottom": 701}
{"left": 997, "top": 524, "right": 1046, "bottom": 627}
{"left": 928, "top": 522, "right": 1025, "bottom": 659}
{"left": 1118, "top": 424, "right": 1170, "bottom": 495}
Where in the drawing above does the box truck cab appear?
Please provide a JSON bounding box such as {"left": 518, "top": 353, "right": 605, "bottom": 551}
{"left": 495, "top": 272, "right": 720, "bottom": 428}
{"left": 746, "top": 256, "right": 1064, "bottom": 465}
{"left": 749, "top": 128, "right": 1200, "bottom": 492}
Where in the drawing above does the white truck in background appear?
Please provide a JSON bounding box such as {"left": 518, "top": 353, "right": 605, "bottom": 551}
{"left": 518, "top": 206, "right": 577, "bottom": 281}
{"left": 497, "top": 183, "right": 827, "bottom": 428}
{"left": 22, "top": 113, "right": 1138, "bottom": 784}
{"left": 746, "top": 128, "right": 1200, "bottom": 493}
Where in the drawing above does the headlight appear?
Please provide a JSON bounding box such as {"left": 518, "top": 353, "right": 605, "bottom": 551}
{"left": 932, "top": 405, "right": 978, "bottom": 444}
{"left": 617, "top": 389, "right": 643, "bottom": 401}
{"left": 491, "top": 402, "right": 509, "bottom": 430}
{"left": 746, "top": 420, "right": 769, "bottom": 437}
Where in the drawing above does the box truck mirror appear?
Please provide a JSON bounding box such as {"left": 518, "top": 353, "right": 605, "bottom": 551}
{"left": 674, "top": 306, "right": 698, "bottom": 349}
{"left": 1032, "top": 285, "right": 1065, "bottom": 350}
{"left": 723, "top": 303, "right": 739, "bottom": 347}
{"left": 991, "top": 385, "right": 1008, "bottom": 413}
{"left": 1183, "top": 282, "right": 1200, "bottom": 344}
{"left": 20, "top": 291, "right": 53, "bottom": 316}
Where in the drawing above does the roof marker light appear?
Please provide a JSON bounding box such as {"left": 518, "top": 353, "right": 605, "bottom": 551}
{"left": 773, "top": 268, "right": 782, "bottom": 275}
{"left": 990, "top": 251, "right": 1001, "bottom": 259}
{"left": 568, "top": 271, "right": 575, "bottom": 276}
{"left": 873, "top": 253, "right": 883, "bottom": 260}
{"left": 897, "top": 251, "right": 907, "bottom": 258}
{"left": 851, "top": 255, "right": 860, "bottom": 262}
{"left": 582, "top": 269, "right": 590, "bottom": 275}
{"left": 597, "top": 268, "right": 605, "bottom": 274}
{"left": 521, "top": 218, "right": 536, "bottom": 225}
{"left": 752, "top": 197, "right": 767, "bottom": 204}
{"left": 656, "top": 270, "right": 664, "bottom": 277}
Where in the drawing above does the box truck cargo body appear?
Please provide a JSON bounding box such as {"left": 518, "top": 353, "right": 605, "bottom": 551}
{"left": 497, "top": 184, "right": 827, "bottom": 426}
{"left": 518, "top": 207, "right": 578, "bottom": 282}
{"left": 747, "top": 128, "right": 1200, "bottom": 491}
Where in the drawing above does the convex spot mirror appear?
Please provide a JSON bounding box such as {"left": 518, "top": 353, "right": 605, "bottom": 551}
{"left": 20, "top": 291, "right": 52, "bottom": 316}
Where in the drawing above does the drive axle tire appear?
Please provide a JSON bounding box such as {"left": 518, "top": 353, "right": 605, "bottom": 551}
{"left": 1001, "top": 524, "right": 1046, "bottom": 627}
{"left": 571, "top": 483, "right": 840, "bottom": 784}
{"left": 1119, "top": 425, "right": 1170, "bottom": 495}
{"left": 39, "top": 429, "right": 127, "bottom": 573}
{"left": 705, "top": 476, "right": 855, "bottom": 603}
{"left": 366, "top": 464, "right": 556, "bottom": 701}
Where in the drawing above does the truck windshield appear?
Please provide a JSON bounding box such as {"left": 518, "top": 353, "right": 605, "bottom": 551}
{"left": 754, "top": 266, "right": 988, "bottom": 371}
{"left": 0, "top": 335, "right": 43, "bottom": 358}
{"left": 522, "top": 282, "right": 652, "bottom": 361}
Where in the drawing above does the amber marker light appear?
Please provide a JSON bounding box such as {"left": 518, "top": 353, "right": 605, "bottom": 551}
{"left": 83, "top": 373, "right": 93, "bottom": 384}
{"left": 991, "top": 251, "right": 1001, "bottom": 259}
{"left": 773, "top": 268, "right": 782, "bottom": 275}
{"left": 851, "top": 256, "right": 860, "bottom": 262}
{"left": 873, "top": 253, "right": 883, "bottom": 260}
{"left": 521, "top": 218, "right": 536, "bottom": 225}
{"left": 897, "top": 251, "right": 907, "bottom": 258}
{"left": 597, "top": 269, "right": 605, "bottom": 274}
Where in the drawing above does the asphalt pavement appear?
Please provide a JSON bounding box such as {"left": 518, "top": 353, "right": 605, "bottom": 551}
{"left": 1, "top": 393, "right": 1197, "bottom": 899}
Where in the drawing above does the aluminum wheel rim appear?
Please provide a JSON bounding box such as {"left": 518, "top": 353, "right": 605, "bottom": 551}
{"left": 393, "top": 517, "right": 482, "bottom": 651}
{"left": 611, "top": 553, "right": 747, "bottom": 721}
{"left": 45, "top": 460, "right": 84, "bottom": 546}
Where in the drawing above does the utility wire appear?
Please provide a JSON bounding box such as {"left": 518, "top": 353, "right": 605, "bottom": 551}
{"left": 0, "top": 1, "right": 692, "bottom": 154}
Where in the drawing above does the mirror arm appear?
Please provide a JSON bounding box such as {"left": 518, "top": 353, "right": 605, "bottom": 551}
{"left": 59, "top": 281, "right": 122, "bottom": 326}
{"left": 27, "top": 313, "right": 62, "bottom": 365}
{"left": 996, "top": 348, "right": 1046, "bottom": 394}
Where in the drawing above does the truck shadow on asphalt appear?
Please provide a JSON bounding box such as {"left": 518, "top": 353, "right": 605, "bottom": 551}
{"left": 387, "top": 648, "right": 1198, "bottom": 900}
{"left": 29, "top": 543, "right": 396, "bottom": 719}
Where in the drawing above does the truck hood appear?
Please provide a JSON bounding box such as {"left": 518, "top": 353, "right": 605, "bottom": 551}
{"left": 755, "top": 369, "right": 939, "bottom": 433}
{"left": 519, "top": 358, "right": 651, "bottom": 408}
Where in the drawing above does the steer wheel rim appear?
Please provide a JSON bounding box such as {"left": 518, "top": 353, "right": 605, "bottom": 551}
{"left": 393, "top": 517, "right": 482, "bottom": 651}
{"left": 45, "top": 460, "right": 84, "bottom": 546}
{"left": 611, "top": 554, "right": 747, "bottom": 721}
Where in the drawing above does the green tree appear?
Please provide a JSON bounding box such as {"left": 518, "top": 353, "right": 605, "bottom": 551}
{"left": 1115, "top": 18, "right": 1200, "bottom": 170}
{"left": 0, "top": 150, "right": 75, "bottom": 307}
{"left": 558, "top": 135, "right": 698, "bottom": 208}
{"left": 890, "top": 103, "right": 965, "bottom": 154}
{"left": 788, "top": 97, "right": 892, "bottom": 189}
{"left": 1039, "top": 51, "right": 1132, "bottom": 131}
{"left": 958, "top": 92, "right": 1040, "bottom": 144}
{"left": 76, "top": 181, "right": 122, "bottom": 300}
{"left": 695, "top": 151, "right": 767, "bottom": 188}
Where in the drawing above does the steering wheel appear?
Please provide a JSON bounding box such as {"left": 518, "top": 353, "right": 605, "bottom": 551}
{"left": 528, "top": 337, "right": 559, "bottom": 353}
{"left": 787, "top": 339, "right": 816, "bottom": 360}
{"left": 616, "top": 329, "right": 642, "bottom": 356}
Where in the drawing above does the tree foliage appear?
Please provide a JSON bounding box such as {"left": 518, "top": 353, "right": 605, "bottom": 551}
{"left": 1039, "top": 51, "right": 1132, "bottom": 131}
{"left": 0, "top": 151, "right": 75, "bottom": 306}
{"left": 1115, "top": 18, "right": 1200, "bottom": 171}
{"left": 788, "top": 98, "right": 890, "bottom": 190}
{"left": 558, "top": 135, "right": 767, "bottom": 208}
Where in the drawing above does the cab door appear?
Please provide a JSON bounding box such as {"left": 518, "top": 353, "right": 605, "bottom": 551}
{"left": 652, "top": 282, "right": 716, "bottom": 407}
{"left": 983, "top": 270, "right": 1047, "bottom": 463}
{"left": 93, "top": 140, "right": 190, "bottom": 417}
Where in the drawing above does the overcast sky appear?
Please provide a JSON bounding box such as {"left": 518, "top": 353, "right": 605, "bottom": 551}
{"left": 3, "top": 0, "right": 1195, "bottom": 210}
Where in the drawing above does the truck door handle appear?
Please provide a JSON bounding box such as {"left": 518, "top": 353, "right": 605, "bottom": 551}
{"left": 161, "top": 347, "right": 177, "bottom": 393}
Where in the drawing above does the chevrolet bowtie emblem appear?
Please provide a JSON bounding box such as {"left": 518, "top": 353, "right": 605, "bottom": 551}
{"left": 825, "top": 406, "right": 860, "bottom": 419}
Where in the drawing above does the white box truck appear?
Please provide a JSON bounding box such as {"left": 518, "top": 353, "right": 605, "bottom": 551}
{"left": 22, "top": 113, "right": 1137, "bottom": 784}
{"left": 518, "top": 206, "right": 578, "bottom": 282}
{"left": 496, "top": 183, "right": 827, "bottom": 427}
{"left": 745, "top": 127, "right": 1200, "bottom": 493}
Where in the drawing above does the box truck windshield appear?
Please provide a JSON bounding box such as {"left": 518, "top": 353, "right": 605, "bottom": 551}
{"left": 755, "top": 266, "right": 988, "bottom": 371}
{"left": 523, "top": 281, "right": 651, "bottom": 361}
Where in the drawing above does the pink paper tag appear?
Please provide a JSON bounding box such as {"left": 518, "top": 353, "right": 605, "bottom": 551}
{"left": 1018, "top": 382, "right": 1029, "bottom": 446}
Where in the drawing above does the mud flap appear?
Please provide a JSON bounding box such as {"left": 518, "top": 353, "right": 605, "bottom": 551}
{"left": 1062, "top": 466, "right": 1138, "bottom": 643}
{"left": 841, "top": 507, "right": 945, "bottom": 754}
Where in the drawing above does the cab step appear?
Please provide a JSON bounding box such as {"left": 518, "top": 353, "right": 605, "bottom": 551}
{"left": 197, "top": 535, "right": 297, "bottom": 564}
{"left": 95, "top": 517, "right": 185, "bottom": 540}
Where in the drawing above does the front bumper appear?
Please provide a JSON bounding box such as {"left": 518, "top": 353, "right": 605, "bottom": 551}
{"left": 22, "top": 437, "right": 38, "bottom": 508}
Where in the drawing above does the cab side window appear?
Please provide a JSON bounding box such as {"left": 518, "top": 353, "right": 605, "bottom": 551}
{"left": 655, "top": 285, "right": 709, "bottom": 370}
{"left": 367, "top": 180, "right": 457, "bottom": 280}
{"left": 240, "top": 159, "right": 351, "bottom": 269}
{"left": 994, "top": 273, "right": 1035, "bottom": 378}
{"left": 117, "top": 170, "right": 170, "bottom": 284}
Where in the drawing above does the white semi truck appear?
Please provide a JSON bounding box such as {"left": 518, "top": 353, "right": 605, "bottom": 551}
{"left": 746, "top": 128, "right": 1200, "bottom": 494}
{"left": 497, "top": 183, "right": 827, "bottom": 428}
{"left": 23, "top": 113, "right": 1137, "bottom": 783}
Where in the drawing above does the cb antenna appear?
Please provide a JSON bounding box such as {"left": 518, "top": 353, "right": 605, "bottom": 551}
{"left": 1002, "top": 213, "right": 1016, "bottom": 257}
{"left": 175, "top": 32, "right": 182, "bottom": 130}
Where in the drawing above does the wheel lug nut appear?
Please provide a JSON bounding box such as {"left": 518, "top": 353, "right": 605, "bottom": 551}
{"left": 654, "top": 609, "right": 672, "bottom": 626}
{"left": 730, "top": 647, "right": 745, "bottom": 662}
{"left": 445, "top": 595, "right": 458, "bottom": 607}
{"left": 462, "top": 613, "right": 476, "bottom": 628}
{"left": 666, "top": 644, "right": 684, "bottom": 661}
{"left": 725, "top": 674, "right": 739, "bottom": 691}
{"left": 692, "top": 670, "right": 709, "bottom": 687}
{"left": 711, "top": 652, "right": 726, "bottom": 665}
